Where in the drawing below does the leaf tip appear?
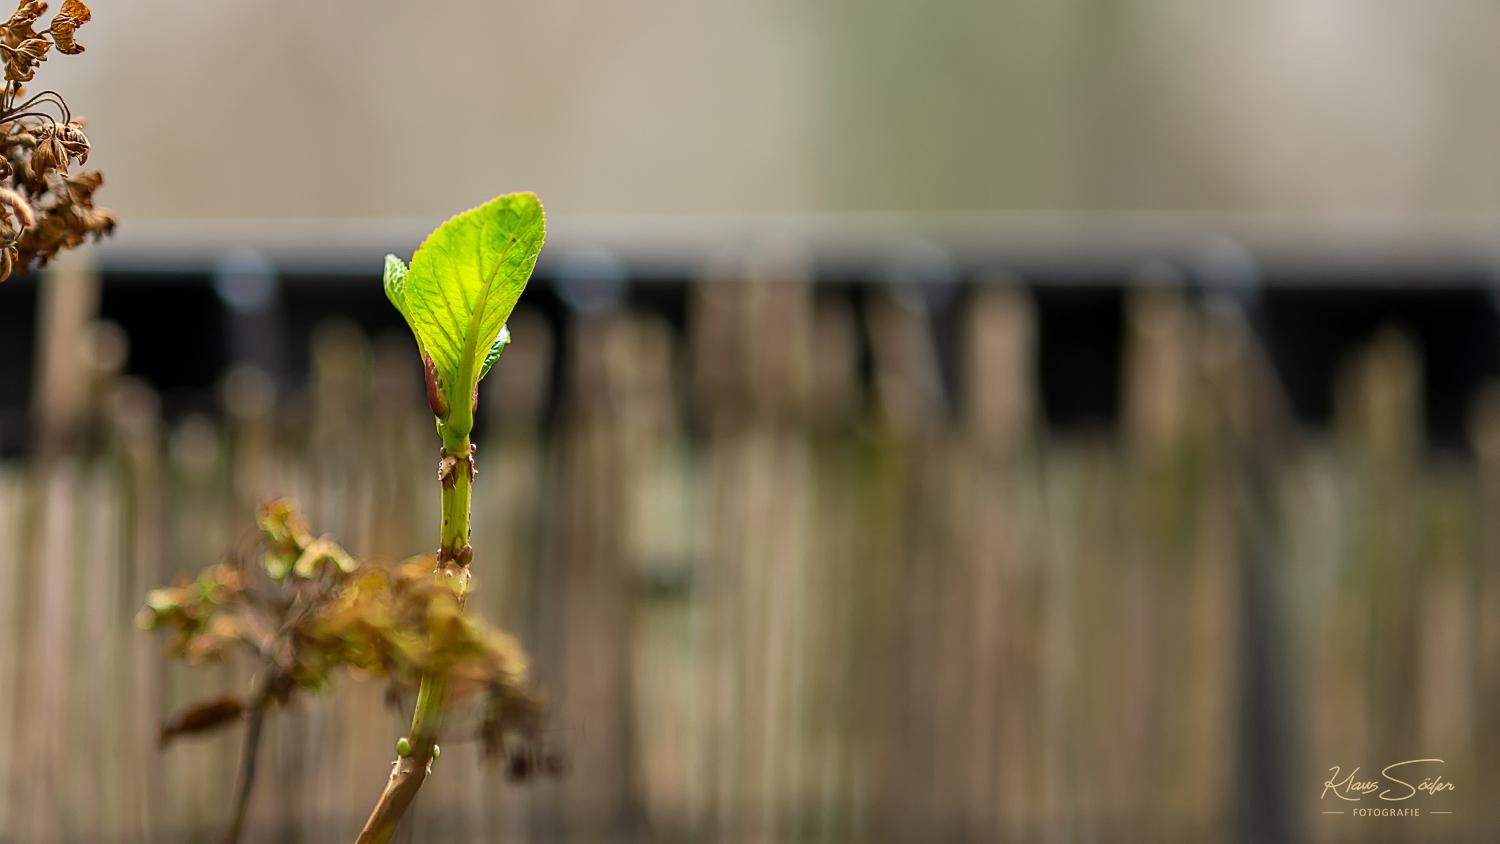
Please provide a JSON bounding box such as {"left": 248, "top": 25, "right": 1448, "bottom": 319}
{"left": 383, "top": 253, "right": 410, "bottom": 314}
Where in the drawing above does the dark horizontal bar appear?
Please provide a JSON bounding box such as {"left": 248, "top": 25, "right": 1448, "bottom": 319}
{"left": 83, "top": 212, "right": 1500, "bottom": 286}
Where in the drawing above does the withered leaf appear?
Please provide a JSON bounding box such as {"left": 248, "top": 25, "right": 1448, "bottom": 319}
{"left": 3, "top": 35, "right": 49, "bottom": 82}
{"left": 0, "top": 2, "right": 113, "bottom": 284}
{"left": 48, "top": 0, "right": 87, "bottom": 54}
{"left": 57, "top": 169, "right": 102, "bottom": 203}
{"left": 78, "top": 203, "right": 114, "bottom": 234}
{"left": 55, "top": 119, "right": 86, "bottom": 163}
{"left": 3, "top": 1, "right": 47, "bottom": 40}
{"left": 32, "top": 121, "right": 87, "bottom": 165}
{"left": 137, "top": 497, "right": 550, "bottom": 785}
{"left": 477, "top": 681, "right": 546, "bottom": 763}
{"left": 27, "top": 132, "right": 62, "bottom": 175}
{"left": 159, "top": 696, "right": 244, "bottom": 748}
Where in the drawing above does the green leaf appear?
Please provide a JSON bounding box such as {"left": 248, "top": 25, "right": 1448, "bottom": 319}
{"left": 399, "top": 193, "right": 545, "bottom": 442}
{"left": 478, "top": 324, "right": 511, "bottom": 382}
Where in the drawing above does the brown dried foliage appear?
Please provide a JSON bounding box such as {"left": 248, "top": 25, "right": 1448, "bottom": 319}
{"left": 158, "top": 697, "right": 244, "bottom": 748}
{"left": 139, "top": 498, "right": 546, "bottom": 762}
{"left": 0, "top": 0, "right": 112, "bottom": 283}
{"left": 48, "top": 0, "right": 86, "bottom": 55}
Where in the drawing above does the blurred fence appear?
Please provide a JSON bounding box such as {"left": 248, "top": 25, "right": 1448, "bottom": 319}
{"left": 0, "top": 254, "right": 1497, "bottom": 844}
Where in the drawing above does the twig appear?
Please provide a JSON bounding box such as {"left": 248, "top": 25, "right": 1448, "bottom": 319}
{"left": 221, "top": 669, "right": 282, "bottom": 844}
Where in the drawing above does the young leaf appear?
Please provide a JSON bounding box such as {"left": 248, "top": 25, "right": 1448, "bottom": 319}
{"left": 400, "top": 193, "right": 545, "bottom": 442}
{"left": 479, "top": 325, "right": 511, "bottom": 382}
{"left": 383, "top": 254, "right": 411, "bottom": 324}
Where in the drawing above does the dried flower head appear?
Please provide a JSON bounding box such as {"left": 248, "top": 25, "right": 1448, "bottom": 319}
{"left": 0, "top": 0, "right": 109, "bottom": 283}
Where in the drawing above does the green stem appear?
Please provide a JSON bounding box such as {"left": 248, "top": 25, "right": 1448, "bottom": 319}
{"left": 409, "top": 671, "right": 446, "bottom": 753}
{"left": 354, "top": 436, "right": 471, "bottom": 844}
{"left": 440, "top": 441, "right": 472, "bottom": 571}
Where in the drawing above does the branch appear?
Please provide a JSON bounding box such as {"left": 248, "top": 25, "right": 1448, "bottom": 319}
{"left": 221, "top": 668, "right": 285, "bottom": 844}
{"left": 354, "top": 441, "right": 474, "bottom": 843}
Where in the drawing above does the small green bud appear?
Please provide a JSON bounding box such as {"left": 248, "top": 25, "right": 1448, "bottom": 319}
{"left": 433, "top": 744, "right": 441, "bottom": 760}
{"left": 397, "top": 737, "right": 412, "bottom": 757}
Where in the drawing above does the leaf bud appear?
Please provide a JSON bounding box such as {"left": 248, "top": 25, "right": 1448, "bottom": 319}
{"left": 423, "top": 351, "right": 448, "bottom": 417}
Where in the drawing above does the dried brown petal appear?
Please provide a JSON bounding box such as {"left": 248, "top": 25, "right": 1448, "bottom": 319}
{"left": 3, "top": 35, "right": 48, "bottom": 82}
{"left": 0, "top": 246, "right": 13, "bottom": 282}
{"left": 48, "top": 0, "right": 86, "bottom": 54}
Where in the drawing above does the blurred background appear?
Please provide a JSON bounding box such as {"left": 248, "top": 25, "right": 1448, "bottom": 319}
{"left": 1, "top": 1, "right": 1499, "bottom": 842}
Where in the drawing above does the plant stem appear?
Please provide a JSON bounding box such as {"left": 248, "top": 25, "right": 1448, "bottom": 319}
{"left": 354, "top": 437, "right": 473, "bottom": 844}
{"left": 222, "top": 668, "right": 283, "bottom": 844}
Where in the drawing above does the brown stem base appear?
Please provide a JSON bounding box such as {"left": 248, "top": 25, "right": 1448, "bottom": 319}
{"left": 354, "top": 751, "right": 435, "bottom": 844}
